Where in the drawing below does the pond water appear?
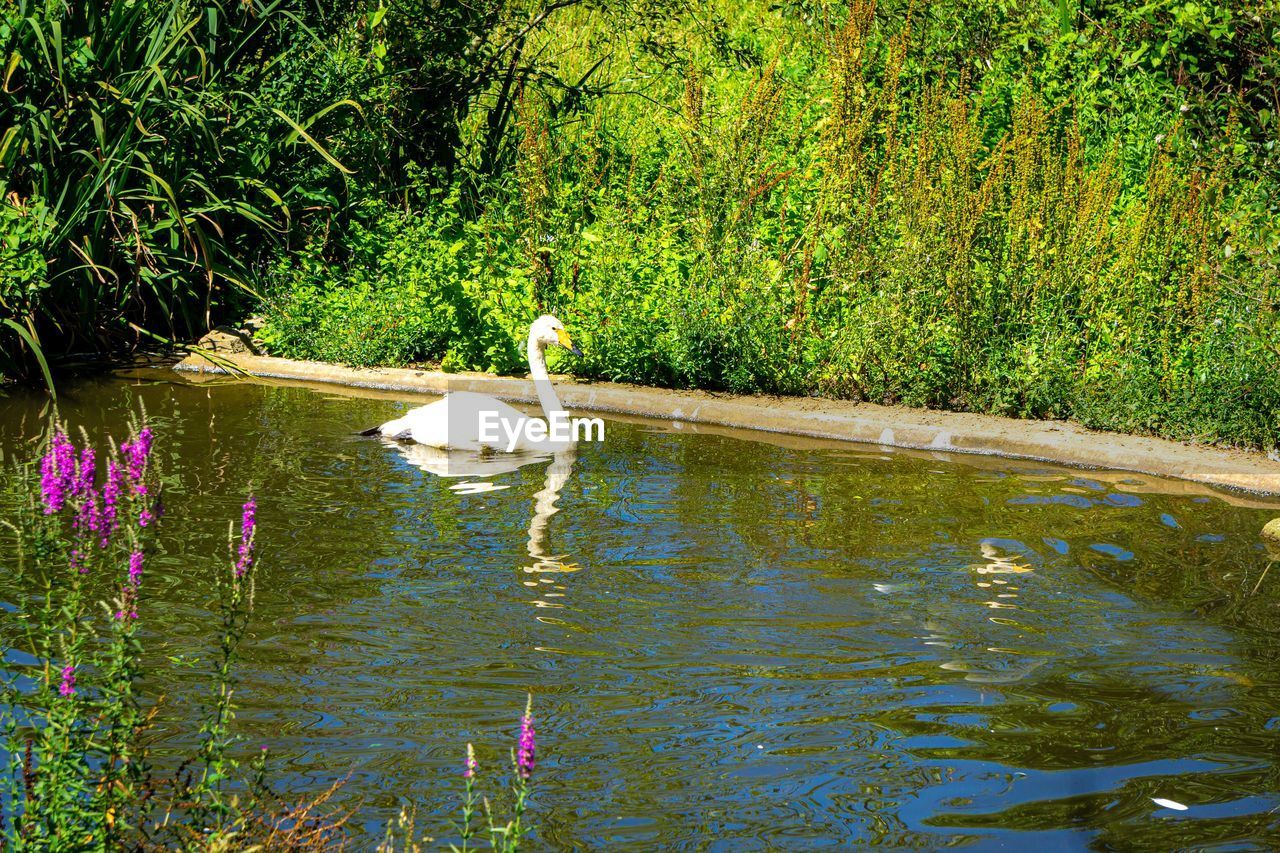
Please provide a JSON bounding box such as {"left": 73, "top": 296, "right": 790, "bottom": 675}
{"left": 3, "top": 372, "right": 1280, "bottom": 848}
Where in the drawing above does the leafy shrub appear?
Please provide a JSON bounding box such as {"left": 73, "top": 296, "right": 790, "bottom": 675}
{"left": 259, "top": 194, "right": 530, "bottom": 372}
{"left": 0, "top": 196, "right": 55, "bottom": 383}
{"left": 0, "top": 197, "right": 52, "bottom": 312}
{"left": 0, "top": 0, "right": 367, "bottom": 379}
{"left": 256, "top": 0, "right": 1280, "bottom": 449}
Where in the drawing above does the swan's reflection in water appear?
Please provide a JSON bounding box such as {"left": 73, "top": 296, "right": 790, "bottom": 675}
{"left": 386, "top": 439, "right": 546, "bottom": 482}
{"left": 916, "top": 539, "right": 1045, "bottom": 684}
{"left": 522, "top": 446, "right": 579, "bottom": 611}
{"left": 524, "top": 446, "right": 578, "bottom": 572}
{"left": 971, "top": 540, "right": 1034, "bottom": 575}
{"left": 384, "top": 439, "right": 582, "bottom": 605}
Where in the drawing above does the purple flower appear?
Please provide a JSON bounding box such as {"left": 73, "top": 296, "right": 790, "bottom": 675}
{"left": 517, "top": 703, "right": 536, "bottom": 780}
{"left": 40, "top": 432, "right": 76, "bottom": 514}
{"left": 58, "top": 664, "right": 76, "bottom": 697}
{"left": 135, "top": 482, "right": 153, "bottom": 529}
{"left": 236, "top": 495, "right": 256, "bottom": 576}
{"left": 128, "top": 550, "right": 143, "bottom": 587}
{"left": 122, "top": 427, "right": 153, "bottom": 485}
{"left": 120, "top": 427, "right": 155, "bottom": 528}
{"left": 73, "top": 446, "right": 95, "bottom": 499}
{"left": 70, "top": 446, "right": 103, "bottom": 541}
{"left": 100, "top": 460, "right": 124, "bottom": 547}
{"left": 72, "top": 489, "right": 101, "bottom": 540}
{"left": 464, "top": 743, "right": 477, "bottom": 780}
{"left": 114, "top": 582, "right": 138, "bottom": 620}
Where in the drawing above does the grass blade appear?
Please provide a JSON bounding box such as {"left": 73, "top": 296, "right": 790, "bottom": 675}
{"left": 2, "top": 319, "right": 57, "bottom": 401}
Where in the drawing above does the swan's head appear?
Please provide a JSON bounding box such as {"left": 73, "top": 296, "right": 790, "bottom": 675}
{"left": 530, "top": 314, "right": 583, "bottom": 357}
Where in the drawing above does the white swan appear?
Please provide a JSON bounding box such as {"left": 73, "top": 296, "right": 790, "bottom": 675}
{"left": 363, "top": 315, "right": 582, "bottom": 451}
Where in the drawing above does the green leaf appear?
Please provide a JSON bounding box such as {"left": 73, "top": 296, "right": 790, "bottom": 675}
{"left": 272, "top": 107, "right": 355, "bottom": 175}
{"left": 2, "top": 319, "right": 55, "bottom": 400}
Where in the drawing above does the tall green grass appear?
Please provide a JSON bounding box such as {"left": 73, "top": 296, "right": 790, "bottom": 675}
{"left": 260, "top": 0, "right": 1280, "bottom": 448}
{"left": 0, "top": 0, "right": 349, "bottom": 382}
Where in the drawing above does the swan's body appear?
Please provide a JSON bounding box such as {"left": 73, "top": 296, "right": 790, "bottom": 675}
{"left": 366, "top": 315, "right": 582, "bottom": 453}
{"left": 376, "top": 391, "right": 540, "bottom": 451}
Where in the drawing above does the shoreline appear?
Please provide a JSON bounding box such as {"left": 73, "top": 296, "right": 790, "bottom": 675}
{"left": 169, "top": 350, "right": 1280, "bottom": 497}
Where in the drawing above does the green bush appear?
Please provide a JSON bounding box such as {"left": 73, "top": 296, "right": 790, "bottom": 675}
{"left": 0, "top": 0, "right": 579, "bottom": 378}
{"left": 0, "top": 0, "right": 355, "bottom": 378}
{"left": 259, "top": 195, "right": 528, "bottom": 371}
{"left": 0, "top": 197, "right": 55, "bottom": 380}
{"left": 248, "top": 0, "right": 1279, "bottom": 449}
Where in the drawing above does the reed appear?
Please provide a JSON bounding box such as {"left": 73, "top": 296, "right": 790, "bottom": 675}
{"left": 0, "top": 0, "right": 350, "bottom": 382}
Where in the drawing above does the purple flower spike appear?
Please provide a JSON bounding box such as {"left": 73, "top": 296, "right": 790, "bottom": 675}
{"left": 40, "top": 432, "right": 76, "bottom": 514}
{"left": 236, "top": 495, "right": 256, "bottom": 576}
{"left": 121, "top": 426, "right": 154, "bottom": 493}
{"left": 128, "top": 550, "right": 143, "bottom": 587}
{"left": 100, "top": 460, "right": 124, "bottom": 547}
{"left": 517, "top": 701, "right": 536, "bottom": 780}
{"left": 114, "top": 583, "right": 138, "bottom": 620}
{"left": 58, "top": 664, "right": 76, "bottom": 697}
{"left": 465, "top": 743, "right": 478, "bottom": 780}
{"left": 74, "top": 446, "right": 95, "bottom": 499}
{"left": 120, "top": 425, "right": 158, "bottom": 528}
{"left": 73, "top": 489, "right": 101, "bottom": 540}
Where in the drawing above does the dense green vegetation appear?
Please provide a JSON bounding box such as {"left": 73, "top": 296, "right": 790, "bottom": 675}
{"left": 3, "top": 0, "right": 1278, "bottom": 447}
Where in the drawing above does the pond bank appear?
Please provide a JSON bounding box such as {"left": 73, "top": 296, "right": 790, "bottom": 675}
{"left": 171, "top": 350, "right": 1280, "bottom": 496}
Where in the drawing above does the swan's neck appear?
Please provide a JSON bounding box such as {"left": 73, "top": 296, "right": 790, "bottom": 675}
{"left": 527, "top": 336, "right": 563, "bottom": 419}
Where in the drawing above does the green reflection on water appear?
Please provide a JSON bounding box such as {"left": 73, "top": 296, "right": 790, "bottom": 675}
{"left": 1, "top": 372, "right": 1278, "bottom": 848}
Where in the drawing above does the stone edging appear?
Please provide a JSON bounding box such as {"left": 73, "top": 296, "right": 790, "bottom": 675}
{"left": 172, "top": 351, "right": 1280, "bottom": 496}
